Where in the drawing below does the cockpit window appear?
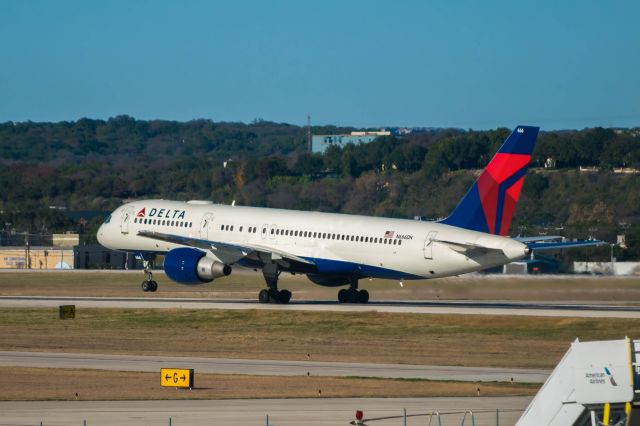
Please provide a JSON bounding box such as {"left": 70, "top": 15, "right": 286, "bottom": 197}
{"left": 104, "top": 214, "right": 112, "bottom": 224}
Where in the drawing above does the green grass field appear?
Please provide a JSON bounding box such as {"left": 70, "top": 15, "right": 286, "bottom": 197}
{"left": 1, "top": 307, "right": 638, "bottom": 368}
{"left": 1, "top": 367, "right": 538, "bottom": 401}
{"left": 1, "top": 270, "right": 640, "bottom": 303}
{"left": 1, "top": 271, "right": 638, "bottom": 400}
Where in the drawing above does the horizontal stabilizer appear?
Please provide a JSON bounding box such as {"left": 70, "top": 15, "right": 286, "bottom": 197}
{"left": 433, "top": 239, "right": 504, "bottom": 257}
{"left": 513, "top": 235, "right": 564, "bottom": 243}
{"left": 527, "top": 240, "right": 605, "bottom": 251}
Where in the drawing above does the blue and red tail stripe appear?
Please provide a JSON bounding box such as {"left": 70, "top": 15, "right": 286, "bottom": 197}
{"left": 440, "top": 125, "right": 540, "bottom": 236}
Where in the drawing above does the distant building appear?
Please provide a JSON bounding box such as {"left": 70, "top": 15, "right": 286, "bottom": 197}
{"left": 0, "top": 247, "right": 74, "bottom": 269}
{"left": 311, "top": 131, "right": 390, "bottom": 154}
{"left": 73, "top": 244, "right": 138, "bottom": 269}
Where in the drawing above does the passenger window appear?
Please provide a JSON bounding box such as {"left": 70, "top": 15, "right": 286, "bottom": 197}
{"left": 271, "top": 228, "right": 274, "bottom": 235}
{"left": 399, "top": 240, "right": 402, "bottom": 245}
{"left": 231, "top": 226, "right": 234, "bottom": 231}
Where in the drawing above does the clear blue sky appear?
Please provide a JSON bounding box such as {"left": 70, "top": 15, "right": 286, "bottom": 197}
{"left": 1, "top": 0, "right": 638, "bottom": 129}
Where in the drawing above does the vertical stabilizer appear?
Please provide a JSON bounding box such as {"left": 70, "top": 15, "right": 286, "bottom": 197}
{"left": 440, "top": 125, "right": 539, "bottom": 236}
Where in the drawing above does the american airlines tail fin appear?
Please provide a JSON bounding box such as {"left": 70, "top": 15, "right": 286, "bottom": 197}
{"left": 439, "top": 125, "right": 540, "bottom": 236}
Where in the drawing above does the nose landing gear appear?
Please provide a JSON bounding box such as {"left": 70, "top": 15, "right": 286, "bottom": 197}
{"left": 141, "top": 256, "right": 158, "bottom": 292}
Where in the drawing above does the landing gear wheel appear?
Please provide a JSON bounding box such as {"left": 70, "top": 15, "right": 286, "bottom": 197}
{"left": 149, "top": 281, "right": 158, "bottom": 292}
{"left": 338, "top": 289, "right": 349, "bottom": 303}
{"left": 141, "top": 281, "right": 151, "bottom": 292}
{"left": 258, "top": 289, "right": 270, "bottom": 304}
{"left": 279, "top": 289, "right": 292, "bottom": 304}
{"left": 268, "top": 288, "right": 280, "bottom": 304}
{"left": 358, "top": 289, "right": 369, "bottom": 303}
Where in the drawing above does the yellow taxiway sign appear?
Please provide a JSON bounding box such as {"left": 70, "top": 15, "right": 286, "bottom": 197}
{"left": 160, "top": 368, "right": 194, "bottom": 388}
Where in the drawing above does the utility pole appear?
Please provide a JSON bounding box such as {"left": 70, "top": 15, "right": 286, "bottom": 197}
{"left": 610, "top": 243, "right": 615, "bottom": 275}
{"left": 307, "top": 114, "right": 312, "bottom": 152}
{"left": 24, "top": 233, "right": 31, "bottom": 269}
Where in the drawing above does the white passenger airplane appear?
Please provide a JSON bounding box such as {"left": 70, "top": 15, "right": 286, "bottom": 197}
{"left": 97, "top": 125, "right": 599, "bottom": 303}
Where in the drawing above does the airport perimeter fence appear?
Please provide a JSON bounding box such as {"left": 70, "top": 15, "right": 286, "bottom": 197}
{"left": 347, "top": 408, "right": 523, "bottom": 425}
{"left": 32, "top": 408, "right": 523, "bottom": 426}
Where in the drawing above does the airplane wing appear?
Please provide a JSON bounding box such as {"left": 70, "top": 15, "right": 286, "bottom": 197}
{"left": 136, "top": 230, "right": 315, "bottom": 266}
{"left": 526, "top": 239, "right": 605, "bottom": 251}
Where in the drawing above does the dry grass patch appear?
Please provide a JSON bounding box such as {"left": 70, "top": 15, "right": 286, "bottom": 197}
{"left": 1, "top": 308, "right": 639, "bottom": 368}
{"left": 0, "top": 368, "right": 538, "bottom": 401}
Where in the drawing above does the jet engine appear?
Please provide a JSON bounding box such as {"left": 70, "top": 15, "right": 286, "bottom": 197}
{"left": 164, "top": 247, "right": 231, "bottom": 284}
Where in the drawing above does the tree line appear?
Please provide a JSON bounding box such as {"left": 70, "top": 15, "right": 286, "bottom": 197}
{"left": 1, "top": 117, "right": 639, "bottom": 261}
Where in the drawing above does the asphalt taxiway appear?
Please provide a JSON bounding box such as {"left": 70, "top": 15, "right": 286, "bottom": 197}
{"left": 0, "top": 350, "right": 550, "bottom": 383}
{"left": 0, "top": 397, "right": 531, "bottom": 426}
{"left": 2, "top": 295, "right": 640, "bottom": 318}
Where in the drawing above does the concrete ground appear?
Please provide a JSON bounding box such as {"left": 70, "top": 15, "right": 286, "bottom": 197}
{"left": 0, "top": 397, "right": 532, "bottom": 426}
{"left": 2, "top": 295, "right": 640, "bottom": 318}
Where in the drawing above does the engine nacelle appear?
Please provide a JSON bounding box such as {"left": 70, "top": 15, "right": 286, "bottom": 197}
{"left": 164, "top": 247, "right": 231, "bottom": 285}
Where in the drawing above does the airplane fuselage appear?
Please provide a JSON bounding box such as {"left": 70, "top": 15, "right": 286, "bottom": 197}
{"left": 98, "top": 199, "right": 528, "bottom": 282}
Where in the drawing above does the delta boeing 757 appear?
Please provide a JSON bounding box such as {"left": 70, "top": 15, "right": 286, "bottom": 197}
{"left": 97, "top": 125, "right": 599, "bottom": 303}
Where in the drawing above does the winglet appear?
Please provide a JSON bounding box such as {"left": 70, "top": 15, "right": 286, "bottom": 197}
{"left": 439, "top": 125, "right": 540, "bottom": 236}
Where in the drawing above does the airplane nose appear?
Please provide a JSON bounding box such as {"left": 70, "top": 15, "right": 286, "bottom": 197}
{"left": 97, "top": 224, "right": 106, "bottom": 247}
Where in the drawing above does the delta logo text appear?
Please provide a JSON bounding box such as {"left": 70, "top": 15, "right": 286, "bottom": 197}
{"left": 136, "top": 207, "right": 186, "bottom": 220}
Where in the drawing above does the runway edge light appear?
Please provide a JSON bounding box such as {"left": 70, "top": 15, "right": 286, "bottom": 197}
{"left": 350, "top": 410, "right": 365, "bottom": 426}
{"left": 160, "top": 368, "right": 194, "bottom": 389}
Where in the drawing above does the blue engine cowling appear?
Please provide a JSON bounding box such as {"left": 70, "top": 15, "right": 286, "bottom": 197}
{"left": 164, "top": 247, "right": 231, "bottom": 284}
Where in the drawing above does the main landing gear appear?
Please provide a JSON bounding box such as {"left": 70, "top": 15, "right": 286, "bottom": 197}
{"left": 258, "top": 263, "right": 291, "bottom": 304}
{"left": 141, "top": 256, "right": 158, "bottom": 292}
{"left": 338, "top": 276, "right": 369, "bottom": 303}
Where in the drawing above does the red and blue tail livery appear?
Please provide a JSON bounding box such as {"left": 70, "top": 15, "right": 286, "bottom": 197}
{"left": 440, "top": 125, "right": 540, "bottom": 236}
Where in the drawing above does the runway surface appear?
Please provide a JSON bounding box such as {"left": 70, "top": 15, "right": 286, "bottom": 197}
{"left": 0, "top": 350, "right": 550, "bottom": 383}
{"left": 0, "top": 397, "right": 531, "bottom": 426}
{"left": 2, "top": 295, "right": 640, "bottom": 318}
